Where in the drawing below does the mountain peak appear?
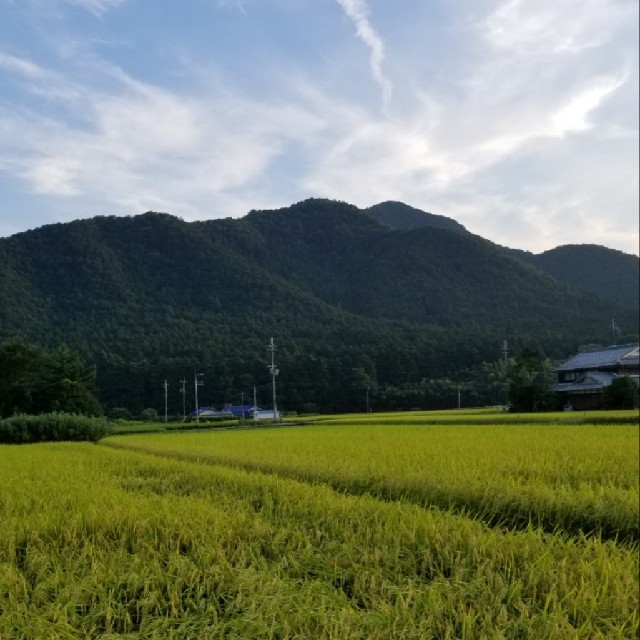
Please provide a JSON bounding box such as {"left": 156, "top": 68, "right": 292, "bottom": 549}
{"left": 366, "top": 201, "right": 467, "bottom": 234}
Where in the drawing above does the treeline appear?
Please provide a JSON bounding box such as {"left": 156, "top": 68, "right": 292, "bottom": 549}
{"left": 0, "top": 413, "right": 110, "bottom": 444}
{"left": 94, "top": 338, "right": 560, "bottom": 415}
{"left": 0, "top": 338, "right": 102, "bottom": 418}
{"left": 1, "top": 335, "right": 631, "bottom": 418}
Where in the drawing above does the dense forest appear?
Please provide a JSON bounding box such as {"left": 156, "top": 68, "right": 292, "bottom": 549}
{"left": 0, "top": 199, "right": 637, "bottom": 415}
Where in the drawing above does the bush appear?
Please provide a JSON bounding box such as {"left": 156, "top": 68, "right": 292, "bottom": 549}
{"left": 0, "top": 413, "right": 111, "bottom": 444}
{"left": 603, "top": 376, "right": 638, "bottom": 410}
{"left": 140, "top": 408, "right": 159, "bottom": 422}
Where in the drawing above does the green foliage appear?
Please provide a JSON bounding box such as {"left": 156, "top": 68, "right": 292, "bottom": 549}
{"left": 0, "top": 412, "right": 110, "bottom": 443}
{"left": 525, "top": 244, "right": 640, "bottom": 309}
{"left": 108, "top": 407, "right": 133, "bottom": 420}
{"left": 0, "top": 338, "right": 102, "bottom": 418}
{"left": 603, "top": 376, "right": 639, "bottom": 410}
{"left": 366, "top": 200, "right": 468, "bottom": 233}
{"left": 139, "top": 408, "right": 159, "bottom": 422}
{"left": 509, "top": 345, "right": 558, "bottom": 412}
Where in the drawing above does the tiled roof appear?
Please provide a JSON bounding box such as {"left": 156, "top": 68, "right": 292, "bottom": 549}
{"left": 584, "top": 371, "right": 617, "bottom": 385}
{"left": 555, "top": 343, "right": 639, "bottom": 372}
{"left": 553, "top": 371, "right": 616, "bottom": 393}
{"left": 619, "top": 347, "right": 640, "bottom": 365}
{"left": 554, "top": 382, "right": 606, "bottom": 393}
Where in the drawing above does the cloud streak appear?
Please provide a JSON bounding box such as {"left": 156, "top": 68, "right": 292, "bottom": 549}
{"left": 60, "top": 0, "right": 127, "bottom": 16}
{"left": 0, "top": 1, "right": 636, "bottom": 255}
{"left": 335, "top": 0, "right": 393, "bottom": 113}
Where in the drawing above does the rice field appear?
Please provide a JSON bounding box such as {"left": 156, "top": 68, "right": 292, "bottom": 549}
{"left": 104, "top": 417, "right": 639, "bottom": 542}
{"left": 1, "top": 410, "right": 638, "bottom": 638}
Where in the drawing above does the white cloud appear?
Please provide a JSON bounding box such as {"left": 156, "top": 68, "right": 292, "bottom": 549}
{"left": 335, "top": 0, "right": 393, "bottom": 113}
{"left": 0, "top": 52, "right": 46, "bottom": 79}
{"left": 0, "top": 53, "right": 328, "bottom": 221}
{"left": 0, "top": 1, "right": 636, "bottom": 255}
{"left": 481, "top": 0, "right": 635, "bottom": 54}
{"left": 551, "top": 75, "right": 628, "bottom": 136}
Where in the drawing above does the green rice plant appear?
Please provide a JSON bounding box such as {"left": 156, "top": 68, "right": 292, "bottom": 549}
{"left": 109, "top": 419, "right": 240, "bottom": 435}
{"left": 0, "top": 443, "right": 637, "bottom": 638}
{"left": 105, "top": 422, "right": 639, "bottom": 542}
{"left": 309, "top": 408, "right": 639, "bottom": 425}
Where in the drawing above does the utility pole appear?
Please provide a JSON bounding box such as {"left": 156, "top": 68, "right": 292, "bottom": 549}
{"left": 366, "top": 386, "right": 370, "bottom": 413}
{"left": 457, "top": 384, "right": 461, "bottom": 410}
{"left": 194, "top": 372, "right": 203, "bottom": 423}
{"left": 253, "top": 385, "right": 257, "bottom": 423}
{"left": 502, "top": 340, "right": 509, "bottom": 409}
{"left": 267, "top": 337, "right": 279, "bottom": 422}
{"left": 163, "top": 380, "right": 169, "bottom": 423}
{"left": 179, "top": 377, "right": 187, "bottom": 422}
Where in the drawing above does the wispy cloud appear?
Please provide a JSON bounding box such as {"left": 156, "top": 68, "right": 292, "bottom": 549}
{"left": 59, "top": 0, "right": 127, "bottom": 17}
{"left": 481, "top": 0, "right": 635, "bottom": 54}
{"left": 215, "top": 0, "right": 247, "bottom": 14}
{"left": 0, "top": 52, "right": 326, "bottom": 219}
{"left": 335, "top": 0, "right": 392, "bottom": 113}
{"left": 0, "top": 52, "right": 46, "bottom": 79}
{"left": 0, "top": 1, "right": 636, "bottom": 254}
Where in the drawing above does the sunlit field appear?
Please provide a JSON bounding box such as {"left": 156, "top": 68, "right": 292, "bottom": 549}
{"left": 106, "top": 413, "right": 639, "bottom": 542}
{"left": 1, "top": 409, "right": 638, "bottom": 638}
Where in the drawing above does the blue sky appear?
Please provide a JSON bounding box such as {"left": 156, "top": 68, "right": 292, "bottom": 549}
{"left": 0, "top": 0, "right": 638, "bottom": 254}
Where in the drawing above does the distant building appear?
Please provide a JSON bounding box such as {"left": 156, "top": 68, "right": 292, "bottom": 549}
{"left": 250, "top": 409, "right": 282, "bottom": 422}
{"left": 224, "top": 404, "right": 254, "bottom": 418}
{"left": 553, "top": 343, "right": 639, "bottom": 410}
{"left": 190, "top": 406, "right": 226, "bottom": 419}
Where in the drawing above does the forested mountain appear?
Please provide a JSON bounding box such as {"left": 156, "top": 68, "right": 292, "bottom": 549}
{"left": 516, "top": 244, "right": 639, "bottom": 310}
{"left": 366, "top": 201, "right": 468, "bottom": 234}
{"left": 364, "top": 202, "right": 639, "bottom": 309}
{"left": 0, "top": 199, "right": 637, "bottom": 414}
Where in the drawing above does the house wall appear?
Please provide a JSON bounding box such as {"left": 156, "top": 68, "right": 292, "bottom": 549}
{"left": 565, "top": 392, "right": 603, "bottom": 411}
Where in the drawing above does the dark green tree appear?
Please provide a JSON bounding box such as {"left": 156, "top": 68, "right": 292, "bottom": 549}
{"left": 140, "top": 408, "right": 159, "bottom": 422}
{"left": 39, "top": 346, "right": 103, "bottom": 416}
{"left": 0, "top": 338, "right": 102, "bottom": 417}
{"left": 0, "top": 338, "right": 48, "bottom": 417}
{"left": 509, "top": 345, "right": 557, "bottom": 413}
{"left": 603, "top": 376, "right": 638, "bottom": 409}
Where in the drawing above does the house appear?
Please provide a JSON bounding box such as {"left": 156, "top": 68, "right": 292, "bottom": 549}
{"left": 190, "top": 406, "right": 227, "bottom": 419}
{"left": 223, "top": 404, "right": 255, "bottom": 418}
{"left": 553, "top": 343, "right": 639, "bottom": 410}
{"left": 250, "top": 409, "right": 282, "bottom": 422}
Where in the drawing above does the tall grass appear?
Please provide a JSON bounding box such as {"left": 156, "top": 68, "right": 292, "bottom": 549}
{"left": 0, "top": 443, "right": 637, "bottom": 638}
{"left": 105, "top": 421, "right": 640, "bottom": 541}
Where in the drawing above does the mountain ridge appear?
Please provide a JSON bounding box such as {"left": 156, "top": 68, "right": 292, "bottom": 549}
{"left": 0, "top": 198, "right": 637, "bottom": 413}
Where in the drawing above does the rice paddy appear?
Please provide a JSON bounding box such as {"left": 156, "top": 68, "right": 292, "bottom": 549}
{"left": 1, "top": 409, "right": 638, "bottom": 638}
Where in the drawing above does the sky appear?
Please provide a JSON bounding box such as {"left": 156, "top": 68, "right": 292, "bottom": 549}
{"left": 0, "top": 0, "right": 638, "bottom": 255}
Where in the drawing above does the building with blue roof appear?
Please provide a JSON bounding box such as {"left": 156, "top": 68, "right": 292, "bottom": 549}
{"left": 553, "top": 343, "right": 639, "bottom": 410}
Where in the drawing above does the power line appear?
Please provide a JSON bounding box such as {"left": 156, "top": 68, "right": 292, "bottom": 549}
{"left": 267, "top": 337, "right": 279, "bottom": 423}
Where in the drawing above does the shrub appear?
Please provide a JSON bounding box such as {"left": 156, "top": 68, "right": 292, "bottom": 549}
{"left": 0, "top": 413, "right": 111, "bottom": 444}
{"left": 603, "top": 376, "right": 639, "bottom": 410}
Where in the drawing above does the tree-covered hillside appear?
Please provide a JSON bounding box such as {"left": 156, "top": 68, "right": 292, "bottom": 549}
{"left": 366, "top": 201, "right": 468, "bottom": 234}
{"left": 0, "top": 199, "right": 637, "bottom": 414}
{"left": 524, "top": 244, "right": 639, "bottom": 310}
